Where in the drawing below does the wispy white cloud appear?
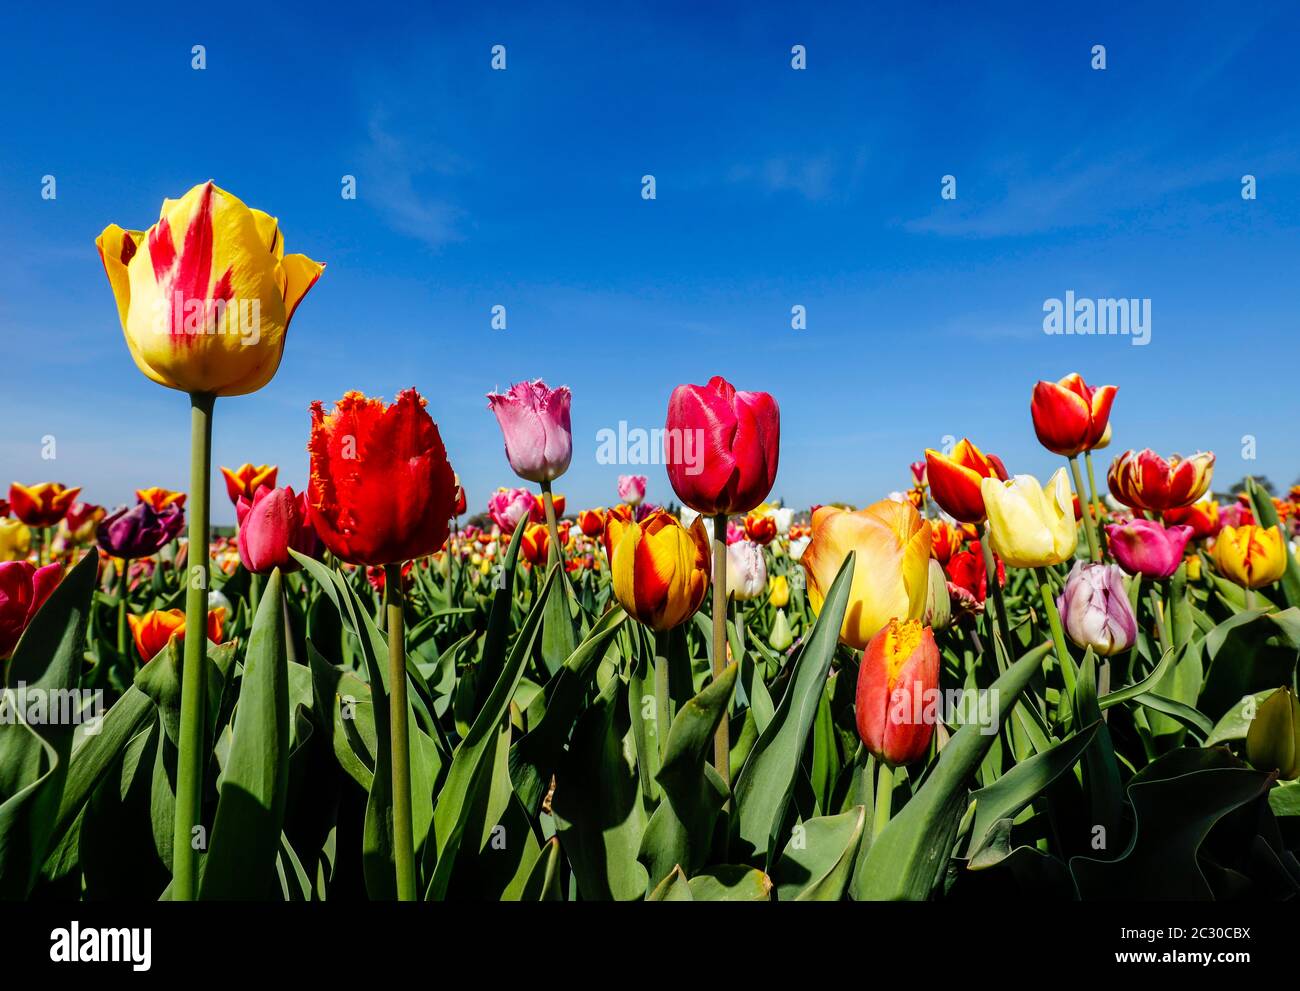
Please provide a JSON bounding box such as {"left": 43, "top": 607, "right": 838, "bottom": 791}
{"left": 359, "top": 110, "right": 467, "bottom": 249}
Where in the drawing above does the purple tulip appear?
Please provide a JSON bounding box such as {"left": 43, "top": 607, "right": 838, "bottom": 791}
{"left": 1105, "top": 518, "right": 1194, "bottom": 579}
{"left": 486, "top": 380, "right": 572, "bottom": 483}
{"left": 96, "top": 502, "right": 185, "bottom": 560}
{"left": 1057, "top": 562, "right": 1137, "bottom": 657}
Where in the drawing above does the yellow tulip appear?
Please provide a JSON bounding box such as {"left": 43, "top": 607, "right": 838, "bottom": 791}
{"left": 608, "top": 509, "right": 711, "bottom": 631}
{"left": 96, "top": 181, "right": 324, "bottom": 397}
{"left": 1212, "top": 524, "right": 1287, "bottom": 590}
{"left": 768, "top": 574, "right": 790, "bottom": 608}
{"left": 980, "top": 468, "right": 1078, "bottom": 568}
{"left": 0, "top": 518, "right": 32, "bottom": 562}
{"left": 799, "top": 500, "right": 931, "bottom": 650}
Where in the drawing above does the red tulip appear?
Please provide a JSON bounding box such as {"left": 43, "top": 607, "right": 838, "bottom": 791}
{"left": 743, "top": 511, "right": 777, "bottom": 545}
{"left": 665, "top": 375, "right": 779, "bottom": 516}
{"left": 855, "top": 618, "right": 939, "bottom": 766}
{"left": 945, "top": 540, "right": 1004, "bottom": 605}
{"left": 452, "top": 474, "right": 468, "bottom": 517}
{"left": 1107, "top": 449, "right": 1215, "bottom": 512}
{"left": 577, "top": 509, "right": 605, "bottom": 538}
{"left": 0, "top": 561, "right": 62, "bottom": 658}
{"left": 236, "top": 485, "right": 322, "bottom": 574}
{"left": 1030, "top": 374, "right": 1117, "bottom": 457}
{"left": 8, "top": 482, "right": 82, "bottom": 528}
{"left": 923, "top": 440, "right": 1008, "bottom": 523}
{"left": 308, "top": 389, "right": 456, "bottom": 566}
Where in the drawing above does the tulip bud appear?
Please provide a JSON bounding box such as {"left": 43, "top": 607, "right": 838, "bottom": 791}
{"left": 1056, "top": 562, "right": 1137, "bottom": 656}
{"left": 924, "top": 558, "right": 952, "bottom": 631}
{"left": 769, "top": 608, "right": 794, "bottom": 651}
{"left": 767, "top": 573, "right": 790, "bottom": 608}
{"left": 855, "top": 618, "right": 939, "bottom": 766}
{"left": 726, "top": 540, "right": 767, "bottom": 601}
{"left": 1246, "top": 687, "right": 1300, "bottom": 780}
{"left": 236, "top": 485, "right": 321, "bottom": 574}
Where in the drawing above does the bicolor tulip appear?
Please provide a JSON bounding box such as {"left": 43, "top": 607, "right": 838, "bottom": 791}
{"left": 743, "top": 510, "right": 777, "bottom": 546}
{"left": 96, "top": 502, "right": 185, "bottom": 560}
{"left": 1056, "top": 562, "right": 1137, "bottom": 657}
{"left": 607, "top": 509, "right": 711, "bottom": 630}
{"left": 1246, "top": 687, "right": 1300, "bottom": 780}
{"left": 136, "top": 487, "right": 186, "bottom": 511}
{"left": 519, "top": 522, "right": 550, "bottom": 566}
{"left": 800, "top": 500, "right": 931, "bottom": 650}
{"left": 1107, "top": 449, "right": 1215, "bottom": 512}
{"left": 530, "top": 492, "right": 565, "bottom": 523}
{"left": 0, "top": 519, "right": 32, "bottom": 563}
{"left": 1030, "top": 373, "right": 1117, "bottom": 457}
{"left": 577, "top": 509, "right": 605, "bottom": 538}
{"left": 221, "top": 464, "right": 278, "bottom": 505}
{"left": 1105, "top": 518, "right": 1194, "bottom": 579}
{"left": 617, "top": 474, "right": 647, "bottom": 506}
{"left": 981, "top": 469, "right": 1078, "bottom": 568}
{"left": 61, "top": 503, "right": 106, "bottom": 544}
{"left": 929, "top": 518, "right": 966, "bottom": 565}
{"left": 923, "top": 440, "right": 1008, "bottom": 523}
{"left": 488, "top": 487, "right": 535, "bottom": 534}
{"left": 726, "top": 540, "right": 767, "bottom": 600}
{"left": 96, "top": 181, "right": 324, "bottom": 396}
{"left": 128, "top": 606, "right": 225, "bottom": 663}
{"left": 0, "top": 561, "right": 62, "bottom": 658}
{"left": 602, "top": 505, "right": 635, "bottom": 560}
{"left": 1212, "top": 524, "right": 1287, "bottom": 590}
{"left": 236, "top": 485, "right": 320, "bottom": 574}
{"left": 665, "top": 375, "right": 779, "bottom": 516}
{"left": 923, "top": 559, "right": 952, "bottom": 631}
{"left": 855, "top": 618, "right": 939, "bottom": 766}
{"left": 9, "top": 482, "right": 81, "bottom": 528}
{"left": 486, "top": 380, "right": 573, "bottom": 483}
{"left": 1162, "top": 499, "right": 1220, "bottom": 539}
{"left": 308, "top": 389, "right": 456, "bottom": 566}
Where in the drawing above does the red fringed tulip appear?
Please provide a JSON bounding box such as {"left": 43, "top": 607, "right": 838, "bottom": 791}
{"left": 665, "top": 375, "right": 779, "bottom": 516}
{"left": 1105, "top": 518, "right": 1194, "bottom": 579}
{"left": 8, "top": 482, "right": 82, "bottom": 528}
{"left": 923, "top": 440, "right": 1008, "bottom": 523}
{"left": 236, "top": 485, "right": 321, "bottom": 574}
{"left": 856, "top": 618, "right": 939, "bottom": 766}
{"left": 1107, "top": 449, "right": 1215, "bottom": 512}
{"left": 221, "top": 464, "right": 278, "bottom": 505}
{"left": 308, "top": 389, "right": 455, "bottom": 566}
{"left": 0, "top": 561, "right": 62, "bottom": 658}
{"left": 1030, "top": 374, "right": 1117, "bottom": 457}
{"left": 743, "top": 510, "right": 777, "bottom": 545}
{"left": 486, "top": 380, "right": 573, "bottom": 483}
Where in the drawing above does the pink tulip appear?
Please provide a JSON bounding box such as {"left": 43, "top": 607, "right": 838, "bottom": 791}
{"left": 1105, "top": 518, "right": 1194, "bottom": 579}
{"left": 617, "top": 474, "right": 647, "bottom": 506}
{"left": 487, "top": 487, "right": 535, "bottom": 534}
{"left": 237, "top": 486, "right": 322, "bottom": 575}
{"left": 1056, "top": 562, "right": 1137, "bottom": 656}
{"left": 486, "top": 380, "right": 572, "bottom": 483}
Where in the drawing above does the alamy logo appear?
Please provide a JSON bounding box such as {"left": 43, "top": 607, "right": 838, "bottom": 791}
{"left": 49, "top": 923, "right": 151, "bottom": 971}
{"left": 1042, "top": 291, "right": 1150, "bottom": 346}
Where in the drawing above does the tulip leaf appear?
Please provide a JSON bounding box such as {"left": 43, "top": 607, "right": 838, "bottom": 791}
{"left": 0, "top": 550, "right": 97, "bottom": 898}
{"left": 638, "top": 662, "right": 738, "bottom": 891}
{"left": 199, "top": 570, "right": 290, "bottom": 899}
{"left": 772, "top": 805, "right": 866, "bottom": 901}
{"left": 1098, "top": 646, "right": 1176, "bottom": 709}
{"left": 518, "top": 836, "right": 564, "bottom": 901}
{"left": 687, "top": 864, "right": 773, "bottom": 901}
{"left": 646, "top": 864, "right": 693, "bottom": 901}
{"left": 1246, "top": 477, "right": 1300, "bottom": 608}
{"left": 541, "top": 567, "right": 578, "bottom": 678}
{"left": 509, "top": 607, "right": 629, "bottom": 816}
{"left": 553, "top": 674, "right": 649, "bottom": 900}
{"left": 853, "top": 639, "right": 1052, "bottom": 901}
{"left": 473, "top": 521, "right": 528, "bottom": 715}
{"left": 1205, "top": 689, "right": 1277, "bottom": 747}
{"left": 424, "top": 564, "right": 557, "bottom": 899}
{"left": 732, "top": 550, "right": 856, "bottom": 867}
{"left": 1200, "top": 608, "right": 1300, "bottom": 720}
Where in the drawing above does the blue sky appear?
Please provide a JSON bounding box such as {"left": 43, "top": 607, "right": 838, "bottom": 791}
{"left": 3, "top": 1, "right": 1298, "bottom": 523}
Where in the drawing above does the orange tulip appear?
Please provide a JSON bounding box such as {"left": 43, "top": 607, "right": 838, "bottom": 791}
{"left": 136, "top": 486, "right": 187, "bottom": 511}
{"left": 220, "top": 464, "right": 279, "bottom": 505}
{"left": 856, "top": 618, "right": 939, "bottom": 766}
{"left": 8, "top": 482, "right": 82, "bottom": 528}
{"left": 923, "top": 440, "right": 1008, "bottom": 523}
{"left": 607, "top": 509, "right": 711, "bottom": 630}
{"left": 743, "top": 510, "right": 778, "bottom": 545}
{"left": 519, "top": 522, "right": 550, "bottom": 566}
{"left": 800, "top": 500, "right": 932, "bottom": 650}
{"left": 128, "top": 606, "right": 225, "bottom": 662}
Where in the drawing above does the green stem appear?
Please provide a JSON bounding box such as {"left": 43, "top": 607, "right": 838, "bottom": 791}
{"left": 540, "top": 480, "right": 562, "bottom": 568}
{"left": 1148, "top": 588, "right": 1172, "bottom": 651}
{"left": 1069, "top": 456, "right": 1101, "bottom": 562}
{"left": 711, "top": 513, "right": 731, "bottom": 790}
{"left": 872, "top": 760, "right": 894, "bottom": 841}
{"left": 116, "top": 593, "right": 129, "bottom": 661}
{"left": 1084, "top": 451, "right": 1106, "bottom": 555}
{"left": 1035, "top": 566, "right": 1076, "bottom": 702}
{"left": 1245, "top": 587, "right": 1255, "bottom": 610}
{"left": 385, "top": 562, "right": 416, "bottom": 901}
{"left": 249, "top": 571, "right": 262, "bottom": 618}
{"left": 654, "top": 628, "right": 671, "bottom": 761}
{"left": 172, "top": 392, "right": 214, "bottom": 901}
{"left": 979, "top": 525, "right": 1013, "bottom": 662}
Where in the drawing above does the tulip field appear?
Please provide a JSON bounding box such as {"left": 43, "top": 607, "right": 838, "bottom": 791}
{"left": 3, "top": 183, "right": 1300, "bottom": 909}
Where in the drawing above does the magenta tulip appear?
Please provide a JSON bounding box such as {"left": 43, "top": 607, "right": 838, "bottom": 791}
{"left": 236, "top": 486, "right": 321, "bottom": 574}
{"left": 1057, "top": 562, "right": 1137, "bottom": 657}
{"left": 486, "top": 380, "right": 573, "bottom": 483}
{"left": 487, "top": 487, "right": 535, "bottom": 535}
{"left": 1105, "top": 518, "right": 1194, "bottom": 580}
{"left": 1, "top": 561, "right": 62, "bottom": 658}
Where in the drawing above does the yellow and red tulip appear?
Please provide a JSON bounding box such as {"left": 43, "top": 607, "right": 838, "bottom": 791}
{"left": 855, "top": 618, "right": 939, "bottom": 766}
{"left": 220, "top": 464, "right": 278, "bottom": 505}
{"left": 1212, "top": 524, "right": 1287, "bottom": 590}
{"left": 923, "top": 439, "right": 1008, "bottom": 523}
{"left": 607, "top": 509, "right": 711, "bottom": 631}
{"left": 136, "top": 487, "right": 187, "bottom": 511}
{"left": 1029, "top": 373, "right": 1117, "bottom": 457}
{"left": 8, "top": 482, "right": 82, "bottom": 528}
{"left": 1107, "top": 449, "right": 1215, "bottom": 512}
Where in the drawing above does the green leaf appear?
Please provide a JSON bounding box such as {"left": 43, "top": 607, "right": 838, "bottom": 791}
{"left": 519, "top": 836, "right": 564, "bottom": 901}
{"left": 732, "top": 550, "right": 856, "bottom": 866}
{"left": 1205, "top": 689, "right": 1277, "bottom": 747}
{"left": 646, "top": 864, "right": 693, "bottom": 901}
{"left": 200, "top": 570, "right": 290, "bottom": 899}
{"left": 853, "top": 639, "right": 1052, "bottom": 901}
{"left": 472, "top": 521, "right": 528, "bottom": 714}
{"left": 773, "top": 805, "right": 866, "bottom": 901}
{"left": 687, "top": 864, "right": 773, "bottom": 901}
{"left": 540, "top": 566, "right": 577, "bottom": 677}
